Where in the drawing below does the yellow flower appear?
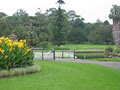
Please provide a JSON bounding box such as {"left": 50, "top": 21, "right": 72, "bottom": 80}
{"left": 13, "top": 42, "right": 18, "bottom": 46}
{"left": 9, "top": 48, "right": 12, "bottom": 52}
{"left": 24, "top": 49, "right": 31, "bottom": 55}
{"left": 23, "top": 40, "right": 26, "bottom": 43}
{"left": 0, "top": 36, "right": 5, "bottom": 40}
{"left": 8, "top": 43, "right": 12, "bottom": 47}
{"left": 20, "top": 39, "right": 26, "bottom": 44}
{"left": 27, "top": 49, "right": 31, "bottom": 52}
{"left": 5, "top": 55, "right": 8, "bottom": 59}
{"left": 18, "top": 43, "right": 24, "bottom": 48}
{"left": 1, "top": 50, "right": 5, "bottom": 54}
{"left": 0, "top": 48, "right": 5, "bottom": 54}
{"left": 0, "top": 40, "right": 2, "bottom": 44}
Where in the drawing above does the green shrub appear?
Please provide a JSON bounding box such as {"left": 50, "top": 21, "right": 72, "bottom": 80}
{"left": 53, "top": 45, "right": 70, "bottom": 50}
{"left": 114, "top": 46, "right": 120, "bottom": 53}
{"left": 104, "top": 46, "right": 114, "bottom": 57}
{"left": 0, "top": 37, "right": 34, "bottom": 71}
{"left": 36, "top": 41, "right": 51, "bottom": 49}
{"left": 76, "top": 53, "right": 104, "bottom": 59}
{"left": 54, "top": 47, "right": 70, "bottom": 50}
{"left": 105, "top": 46, "right": 114, "bottom": 52}
{"left": 76, "top": 51, "right": 104, "bottom": 53}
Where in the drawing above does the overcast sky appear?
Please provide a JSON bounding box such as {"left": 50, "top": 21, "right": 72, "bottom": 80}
{"left": 0, "top": 0, "right": 120, "bottom": 23}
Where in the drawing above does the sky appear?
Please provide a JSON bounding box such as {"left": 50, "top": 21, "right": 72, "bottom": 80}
{"left": 0, "top": 0, "right": 120, "bottom": 24}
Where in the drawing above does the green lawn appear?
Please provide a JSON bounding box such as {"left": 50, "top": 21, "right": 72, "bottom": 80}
{"left": 64, "top": 44, "right": 115, "bottom": 50}
{"left": 88, "top": 58, "right": 120, "bottom": 61}
{"left": 0, "top": 61, "right": 120, "bottom": 90}
{"left": 34, "top": 44, "right": 115, "bottom": 51}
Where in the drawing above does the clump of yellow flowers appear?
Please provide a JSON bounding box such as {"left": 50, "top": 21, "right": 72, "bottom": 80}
{"left": 0, "top": 36, "right": 34, "bottom": 71}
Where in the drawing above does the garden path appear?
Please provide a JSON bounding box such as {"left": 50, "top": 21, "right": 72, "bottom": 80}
{"left": 55, "top": 59, "right": 120, "bottom": 69}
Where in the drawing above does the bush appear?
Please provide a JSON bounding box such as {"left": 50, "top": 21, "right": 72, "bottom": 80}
{"left": 36, "top": 41, "right": 51, "bottom": 49}
{"left": 76, "top": 53, "right": 104, "bottom": 59}
{"left": 0, "top": 36, "right": 34, "bottom": 71}
{"left": 54, "top": 47, "right": 70, "bottom": 50}
{"left": 55, "top": 45, "right": 70, "bottom": 50}
{"left": 114, "top": 47, "right": 120, "bottom": 53}
{"left": 76, "top": 51, "right": 104, "bottom": 53}
{"left": 105, "top": 46, "right": 114, "bottom": 52}
{"left": 104, "top": 46, "right": 114, "bottom": 57}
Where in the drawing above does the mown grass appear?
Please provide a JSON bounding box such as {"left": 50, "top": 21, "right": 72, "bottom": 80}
{"left": 88, "top": 58, "right": 120, "bottom": 61}
{"left": 64, "top": 44, "right": 115, "bottom": 50}
{"left": 34, "top": 44, "right": 115, "bottom": 51}
{"left": 0, "top": 60, "right": 120, "bottom": 90}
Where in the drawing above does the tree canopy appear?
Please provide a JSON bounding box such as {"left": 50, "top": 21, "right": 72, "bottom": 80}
{"left": 0, "top": 5, "right": 114, "bottom": 47}
{"left": 109, "top": 5, "right": 120, "bottom": 20}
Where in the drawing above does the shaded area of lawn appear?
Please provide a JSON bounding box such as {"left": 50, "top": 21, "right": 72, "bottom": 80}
{"left": 0, "top": 61, "right": 120, "bottom": 90}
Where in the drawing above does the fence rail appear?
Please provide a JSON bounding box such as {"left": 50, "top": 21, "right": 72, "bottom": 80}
{"left": 34, "top": 51, "right": 76, "bottom": 60}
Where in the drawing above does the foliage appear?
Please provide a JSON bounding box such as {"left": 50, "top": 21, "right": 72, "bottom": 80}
{"left": 109, "top": 5, "right": 120, "bottom": 20}
{"left": 0, "top": 7, "right": 114, "bottom": 45}
{"left": 114, "top": 46, "right": 120, "bottom": 53}
{"left": 52, "top": 6, "right": 66, "bottom": 46}
{"left": 104, "top": 46, "right": 114, "bottom": 57}
{"left": 88, "top": 24, "right": 114, "bottom": 44}
{"left": 103, "top": 20, "right": 110, "bottom": 25}
{"left": 57, "top": 0, "right": 65, "bottom": 6}
{"left": 76, "top": 53, "right": 104, "bottom": 59}
{"left": 105, "top": 46, "right": 114, "bottom": 52}
{"left": 104, "top": 46, "right": 120, "bottom": 57}
{"left": 0, "top": 64, "right": 40, "bottom": 78}
{"left": 76, "top": 50, "right": 104, "bottom": 53}
{"left": 36, "top": 41, "right": 51, "bottom": 49}
{"left": 68, "top": 29, "right": 87, "bottom": 44}
{"left": 53, "top": 45, "right": 70, "bottom": 50}
{"left": 0, "top": 37, "right": 34, "bottom": 71}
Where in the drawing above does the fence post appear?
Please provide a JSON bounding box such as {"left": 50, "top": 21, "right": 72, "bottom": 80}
{"left": 62, "top": 51, "right": 64, "bottom": 59}
{"left": 42, "top": 51, "right": 44, "bottom": 60}
{"left": 73, "top": 50, "right": 75, "bottom": 59}
{"left": 53, "top": 51, "right": 55, "bottom": 60}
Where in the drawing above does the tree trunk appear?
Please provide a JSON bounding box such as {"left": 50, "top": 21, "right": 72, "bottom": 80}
{"left": 113, "top": 19, "right": 120, "bottom": 46}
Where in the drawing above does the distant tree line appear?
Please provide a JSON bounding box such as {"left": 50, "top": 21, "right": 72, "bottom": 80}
{"left": 0, "top": 8, "right": 114, "bottom": 47}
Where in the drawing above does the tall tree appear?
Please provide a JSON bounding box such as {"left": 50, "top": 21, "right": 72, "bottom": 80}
{"left": 103, "top": 20, "right": 110, "bottom": 25}
{"left": 109, "top": 5, "right": 120, "bottom": 46}
{"left": 67, "top": 10, "right": 79, "bottom": 21}
{"left": 57, "top": 0, "right": 65, "bottom": 6}
{"left": 52, "top": 0, "right": 65, "bottom": 46}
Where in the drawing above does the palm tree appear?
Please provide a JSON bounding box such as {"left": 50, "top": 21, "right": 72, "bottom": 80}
{"left": 109, "top": 5, "right": 120, "bottom": 46}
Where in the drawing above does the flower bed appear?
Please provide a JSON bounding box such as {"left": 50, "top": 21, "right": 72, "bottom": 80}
{"left": 0, "top": 36, "right": 34, "bottom": 71}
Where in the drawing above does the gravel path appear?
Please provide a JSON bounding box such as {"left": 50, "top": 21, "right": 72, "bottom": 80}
{"left": 55, "top": 59, "right": 120, "bottom": 69}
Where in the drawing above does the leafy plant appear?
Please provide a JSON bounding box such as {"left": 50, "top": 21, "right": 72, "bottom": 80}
{"left": 0, "top": 36, "right": 34, "bottom": 71}
{"left": 36, "top": 41, "right": 51, "bottom": 49}
{"left": 105, "top": 46, "right": 114, "bottom": 52}
{"left": 114, "top": 46, "right": 120, "bottom": 53}
{"left": 76, "top": 53, "right": 104, "bottom": 59}
{"left": 104, "top": 46, "right": 114, "bottom": 57}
